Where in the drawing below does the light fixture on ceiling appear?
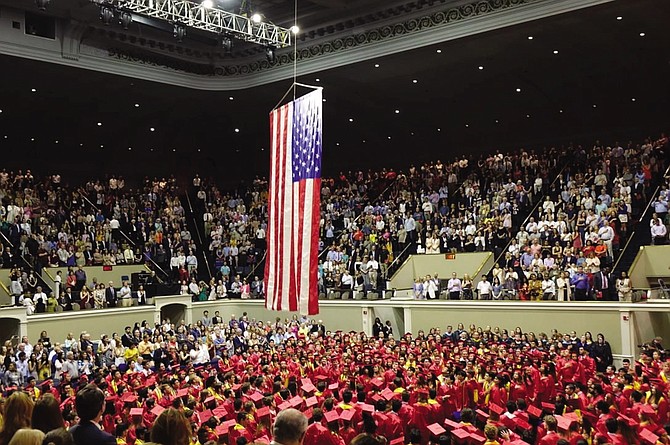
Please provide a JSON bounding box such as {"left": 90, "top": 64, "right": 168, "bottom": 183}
{"left": 97, "top": 122, "right": 102, "bottom": 126}
{"left": 315, "top": 78, "right": 320, "bottom": 82}
{"left": 119, "top": 11, "right": 132, "bottom": 30}
{"left": 412, "top": 79, "right": 418, "bottom": 84}
{"left": 99, "top": 6, "right": 115, "bottom": 26}
{"left": 251, "top": 13, "right": 262, "bottom": 23}
{"left": 593, "top": 104, "right": 597, "bottom": 108}
{"left": 374, "top": 64, "right": 380, "bottom": 68}
{"left": 631, "top": 98, "right": 636, "bottom": 102}
{"left": 150, "top": 127, "right": 155, "bottom": 132}
{"left": 526, "top": 114, "right": 531, "bottom": 118}
{"left": 616, "top": 16, "right": 623, "bottom": 20}
{"left": 35, "top": 0, "right": 49, "bottom": 11}
{"left": 134, "top": 103, "right": 140, "bottom": 107}
{"left": 31, "top": 88, "right": 37, "bottom": 92}
{"left": 174, "top": 23, "right": 187, "bottom": 42}
{"left": 516, "top": 88, "right": 521, "bottom": 92}
{"left": 290, "top": 25, "right": 299, "bottom": 34}
{"left": 265, "top": 46, "right": 276, "bottom": 63}
{"left": 221, "top": 35, "right": 233, "bottom": 52}
{"left": 639, "top": 32, "right": 645, "bottom": 37}
{"left": 348, "top": 118, "right": 354, "bottom": 122}
{"left": 436, "top": 49, "right": 442, "bottom": 53}
{"left": 394, "top": 110, "right": 400, "bottom": 114}
{"left": 202, "top": 0, "right": 214, "bottom": 8}
{"left": 527, "top": 36, "right": 533, "bottom": 40}
{"left": 553, "top": 50, "right": 559, "bottom": 54}
{"left": 234, "top": 128, "right": 240, "bottom": 133}
{"left": 478, "top": 66, "right": 484, "bottom": 70}
{"left": 229, "top": 96, "right": 234, "bottom": 101}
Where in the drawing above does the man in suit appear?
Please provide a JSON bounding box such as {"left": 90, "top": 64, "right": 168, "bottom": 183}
{"left": 70, "top": 384, "right": 116, "bottom": 445}
{"left": 593, "top": 267, "right": 616, "bottom": 301}
{"left": 105, "top": 281, "right": 117, "bottom": 308}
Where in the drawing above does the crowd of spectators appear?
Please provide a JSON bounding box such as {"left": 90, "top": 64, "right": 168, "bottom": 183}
{"left": 0, "top": 312, "right": 669, "bottom": 445}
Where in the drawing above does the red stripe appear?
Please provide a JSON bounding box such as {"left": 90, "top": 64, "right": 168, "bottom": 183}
{"left": 292, "top": 180, "right": 306, "bottom": 312}
{"left": 264, "top": 109, "right": 277, "bottom": 310}
{"left": 308, "top": 178, "right": 321, "bottom": 314}
{"left": 276, "top": 105, "right": 289, "bottom": 310}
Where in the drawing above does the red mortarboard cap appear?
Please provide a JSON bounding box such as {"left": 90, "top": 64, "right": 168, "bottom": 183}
{"left": 360, "top": 403, "right": 374, "bottom": 413}
{"left": 527, "top": 405, "right": 542, "bottom": 418}
{"left": 249, "top": 392, "right": 263, "bottom": 403}
{"left": 381, "top": 388, "right": 395, "bottom": 401}
{"left": 301, "top": 379, "right": 316, "bottom": 393}
{"left": 146, "top": 377, "right": 156, "bottom": 387}
{"left": 490, "top": 403, "right": 505, "bottom": 415}
{"left": 640, "top": 428, "right": 660, "bottom": 445}
{"left": 564, "top": 412, "right": 579, "bottom": 422}
{"left": 256, "top": 407, "right": 271, "bottom": 420}
{"left": 129, "top": 408, "right": 144, "bottom": 417}
{"left": 514, "top": 417, "right": 531, "bottom": 430}
{"left": 427, "top": 423, "right": 446, "bottom": 436}
{"left": 541, "top": 402, "right": 555, "bottom": 411}
{"left": 304, "top": 408, "right": 314, "bottom": 420}
{"left": 204, "top": 396, "right": 216, "bottom": 405}
{"left": 151, "top": 405, "right": 165, "bottom": 416}
{"left": 444, "top": 418, "right": 461, "bottom": 431}
{"left": 369, "top": 394, "right": 382, "bottom": 404}
{"left": 555, "top": 416, "right": 573, "bottom": 432}
{"left": 290, "top": 396, "right": 303, "bottom": 408}
{"left": 213, "top": 406, "right": 228, "bottom": 418}
{"left": 215, "top": 419, "right": 236, "bottom": 436}
{"left": 199, "top": 410, "right": 213, "bottom": 424}
{"left": 328, "top": 383, "right": 339, "bottom": 391}
{"left": 305, "top": 396, "right": 318, "bottom": 408}
{"left": 278, "top": 401, "right": 291, "bottom": 411}
{"left": 470, "top": 433, "right": 486, "bottom": 445}
{"left": 641, "top": 405, "right": 657, "bottom": 415}
{"left": 452, "top": 428, "right": 470, "bottom": 441}
{"left": 390, "top": 437, "right": 405, "bottom": 445}
{"left": 340, "top": 409, "right": 355, "bottom": 422}
{"left": 176, "top": 388, "right": 189, "bottom": 398}
{"left": 475, "top": 409, "right": 489, "bottom": 420}
{"left": 324, "top": 410, "right": 340, "bottom": 424}
{"left": 371, "top": 378, "right": 384, "bottom": 389}
{"left": 121, "top": 392, "right": 138, "bottom": 403}
{"left": 618, "top": 414, "right": 637, "bottom": 427}
{"left": 315, "top": 375, "right": 329, "bottom": 381}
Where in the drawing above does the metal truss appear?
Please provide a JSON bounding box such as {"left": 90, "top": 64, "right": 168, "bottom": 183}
{"left": 94, "top": 0, "right": 292, "bottom": 47}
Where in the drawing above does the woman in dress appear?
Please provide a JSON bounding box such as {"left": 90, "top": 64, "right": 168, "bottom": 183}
{"left": 93, "top": 283, "right": 106, "bottom": 308}
{"left": 616, "top": 271, "right": 633, "bottom": 302}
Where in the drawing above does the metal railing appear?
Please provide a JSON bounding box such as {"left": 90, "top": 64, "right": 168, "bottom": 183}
{"left": 184, "top": 192, "right": 212, "bottom": 280}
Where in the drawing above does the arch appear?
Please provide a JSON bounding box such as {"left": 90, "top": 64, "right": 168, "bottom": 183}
{"left": 160, "top": 303, "right": 187, "bottom": 326}
{"left": 0, "top": 318, "right": 21, "bottom": 343}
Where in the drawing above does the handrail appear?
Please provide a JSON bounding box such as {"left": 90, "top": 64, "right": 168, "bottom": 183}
{"left": 117, "top": 228, "right": 170, "bottom": 279}
{"left": 245, "top": 250, "right": 267, "bottom": 281}
{"left": 184, "top": 192, "right": 212, "bottom": 280}
{"left": 613, "top": 164, "right": 670, "bottom": 272}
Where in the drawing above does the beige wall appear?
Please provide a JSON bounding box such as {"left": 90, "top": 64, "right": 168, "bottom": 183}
{"left": 389, "top": 252, "right": 493, "bottom": 290}
{"left": 41, "top": 265, "right": 150, "bottom": 290}
{"left": 628, "top": 245, "right": 670, "bottom": 296}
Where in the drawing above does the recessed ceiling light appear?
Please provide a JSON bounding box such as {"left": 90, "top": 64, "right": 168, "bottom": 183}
{"left": 336, "top": 143, "right": 340, "bottom": 146}
{"left": 3, "top": 136, "right": 7, "bottom": 139}
{"left": 495, "top": 120, "right": 499, "bottom": 123}
{"left": 198, "top": 148, "right": 201, "bottom": 152}
{"left": 436, "top": 49, "right": 442, "bottom": 53}
{"left": 0, "top": 109, "right": 3, "bottom": 113}
{"left": 559, "top": 109, "right": 563, "bottom": 113}
{"left": 478, "top": 66, "right": 484, "bottom": 70}
{"left": 631, "top": 98, "right": 636, "bottom": 102}
{"left": 412, "top": 79, "right": 418, "bottom": 84}
{"left": 315, "top": 78, "right": 320, "bottom": 82}
{"left": 31, "top": 88, "right": 37, "bottom": 92}
{"left": 593, "top": 104, "right": 597, "bottom": 108}
{"left": 134, "top": 103, "right": 140, "bottom": 107}
{"left": 251, "top": 13, "right": 261, "bottom": 23}
{"left": 30, "top": 138, "right": 35, "bottom": 141}
{"left": 172, "top": 148, "right": 176, "bottom": 152}
{"left": 639, "top": 32, "right": 645, "bottom": 37}
{"left": 100, "top": 144, "right": 104, "bottom": 148}
{"left": 410, "top": 132, "right": 414, "bottom": 136}
{"left": 394, "top": 110, "right": 400, "bottom": 114}
{"left": 437, "top": 128, "right": 441, "bottom": 132}
{"left": 526, "top": 114, "right": 531, "bottom": 118}
{"left": 97, "top": 122, "right": 102, "bottom": 126}
{"left": 553, "top": 50, "right": 559, "bottom": 54}
{"left": 374, "top": 64, "right": 380, "bottom": 68}
{"left": 322, "top": 99, "right": 326, "bottom": 102}
{"left": 128, "top": 147, "right": 132, "bottom": 151}
{"left": 516, "top": 88, "right": 521, "bottom": 92}
{"left": 527, "top": 36, "right": 533, "bottom": 40}
{"left": 616, "top": 16, "right": 622, "bottom": 20}
{"left": 465, "top": 124, "right": 469, "bottom": 128}
{"left": 80, "top": 143, "right": 83, "bottom": 146}
{"left": 150, "top": 127, "right": 155, "bottom": 132}
{"left": 387, "top": 136, "right": 391, "bottom": 140}
{"left": 55, "top": 140, "right": 59, "bottom": 144}
{"left": 362, "top": 140, "right": 366, "bottom": 143}
{"left": 290, "top": 25, "right": 299, "bottom": 34}
{"left": 150, "top": 148, "right": 154, "bottom": 152}
{"left": 234, "top": 128, "right": 240, "bottom": 133}
{"left": 349, "top": 118, "right": 354, "bottom": 122}
{"left": 229, "top": 97, "right": 234, "bottom": 101}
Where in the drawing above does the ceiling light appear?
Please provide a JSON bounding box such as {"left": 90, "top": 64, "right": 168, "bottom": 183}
{"left": 349, "top": 118, "right": 354, "bottom": 122}
{"left": 478, "top": 66, "right": 484, "bottom": 70}
{"left": 495, "top": 120, "right": 499, "bottom": 123}
{"left": 315, "top": 78, "right": 320, "bottom": 82}
{"left": 202, "top": 0, "right": 214, "bottom": 8}
{"left": 134, "top": 103, "right": 140, "bottom": 107}
{"left": 559, "top": 109, "right": 563, "bottom": 113}
{"left": 30, "top": 138, "right": 35, "bottom": 141}
{"left": 639, "top": 32, "right": 645, "bottom": 37}
{"left": 516, "top": 88, "right": 521, "bottom": 92}
{"left": 172, "top": 148, "right": 176, "bottom": 152}
{"left": 97, "top": 122, "right": 102, "bottom": 126}
{"left": 336, "top": 143, "right": 340, "bottom": 146}
{"left": 55, "top": 140, "right": 58, "bottom": 144}
{"left": 100, "top": 144, "right": 104, "bottom": 148}
{"left": 616, "top": 16, "right": 622, "bottom": 20}
{"left": 527, "top": 36, "right": 533, "bottom": 40}
{"left": 290, "top": 25, "right": 299, "bottom": 34}
{"left": 322, "top": 99, "right": 326, "bottom": 102}
{"left": 150, "top": 127, "right": 155, "bottom": 132}
{"left": 526, "top": 114, "right": 530, "bottom": 118}
{"left": 374, "top": 64, "right": 380, "bottom": 68}
{"left": 0, "top": 110, "right": 2, "bottom": 113}
{"left": 3, "top": 136, "right": 7, "bottom": 139}
{"left": 198, "top": 149, "right": 202, "bottom": 152}
{"left": 31, "top": 88, "right": 36, "bottom": 92}
{"left": 437, "top": 128, "right": 441, "bottom": 132}
{"left": 229, "top": 97, "right": 234, "bottom": 101}
{"left": 465, "top": 124, "right": 469, "bottom": 128}
{"left": 394, "top": 110, "right": 400, "bottom": 114}
{"left": 128, "top": 147, "right": 132, "bottom": 151}
{"left": 387, "top": 136, "right": 391, "bottom": 140}
{"left": 80, "top": 143, "right": 83, "bottom": 146}
{"left": 362, "top": 140, "right": 366, "bottom": 143}
{"left": 234, "top": 128, "right": 240, "bottom": 133}
{"left": 436, "top": 49, "right": 442, "bottom": 53}
{"left": 412, "top": 79, "right": 418, "bottom": 84}
{"left": 251, "top": 13, "right": 262, "bottom": 23}
{"left": 631, "top": 98, "right": 636, "bottom": 102}
{"left": 553, "top": 50, "right": 559, "bottom": 54}
{"left": 593, "top": 104, "right": 597, "bottom": 108}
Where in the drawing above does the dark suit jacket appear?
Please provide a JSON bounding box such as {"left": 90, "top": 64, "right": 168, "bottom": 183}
{"left": 105, "top": 287, "right": 117, "bottom": 306}
{"left": 70, "top": 421, "right": 116, "bottom": 445}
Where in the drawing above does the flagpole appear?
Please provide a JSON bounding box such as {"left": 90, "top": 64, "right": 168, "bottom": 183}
{"left": 271, "top": 83, "right": 322, "bottom": 111}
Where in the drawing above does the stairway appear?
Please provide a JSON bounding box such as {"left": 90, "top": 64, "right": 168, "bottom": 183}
{"left": 183, "top": 191, "right": 212, "bottom": 281}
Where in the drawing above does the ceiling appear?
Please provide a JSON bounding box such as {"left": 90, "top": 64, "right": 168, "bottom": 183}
{"left": 0, "top": 0, "right": 668, "bottom": 187}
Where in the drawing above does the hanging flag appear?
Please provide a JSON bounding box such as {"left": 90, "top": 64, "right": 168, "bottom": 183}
{"left": 265, "top": 88, "right": 322, "bottom": 315}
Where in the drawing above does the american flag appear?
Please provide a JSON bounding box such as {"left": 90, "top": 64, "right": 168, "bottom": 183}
{"left": 265, "top": 89, "right": 322, "bottom": 315}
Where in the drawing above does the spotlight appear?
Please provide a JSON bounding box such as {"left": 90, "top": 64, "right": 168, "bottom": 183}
{"left": 35, "top": 0, "right": 49, "bottom": 11}
{"left": 202, "top": 0, "right": 214, "bottom": 8}
{"left": 119, "top": 11, "right": 132, "bottom": 30}
{"left": 174, "top": 24, "right": 187, "bottom": 42}
{"left": 290, "top": 25, "right": 299, "bottom": 34}
{"left": 265, "top": 46, "right": 276, "bottom": 63}
{"left": 100, "top": 6, "right": 114, "bottom": 26}
{"left": 221, "top": 35, "right": 233, "bottom": 52}
{"left": 251, "top": 13, "right": 261, "bottom": 23}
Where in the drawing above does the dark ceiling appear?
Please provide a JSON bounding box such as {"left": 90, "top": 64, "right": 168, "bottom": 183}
{"left": 0, "top": 0, "right": 668, "bottom": 188}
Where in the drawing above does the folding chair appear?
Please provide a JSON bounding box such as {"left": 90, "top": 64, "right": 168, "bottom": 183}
{"left": 658, "top": 279, "right": 670, "bottom": 299}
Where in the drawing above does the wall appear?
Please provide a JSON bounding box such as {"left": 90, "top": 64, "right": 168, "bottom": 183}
{"left": 627, "top": 245, "right": 670, "bottom": 296}
{"left": 389, "top": 252, "right": 493, "bottom": 290}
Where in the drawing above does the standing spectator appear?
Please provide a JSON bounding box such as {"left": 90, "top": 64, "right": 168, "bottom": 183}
{"left": 69, "top": 385, "right": 116, "bottom": 445}
{"left": 476, "top": 275, "right": 493, "bottom": 300}
{"left": 651, "top": 218, "right": 667, "bottom": 244}
{"left": 447, "top": 272, "right": 462, "bottom": 300}
{"left": 105, "top": 281, "right": 117, "bottom": 308}
{"left": 118, "top": 281, "right": 132, "bottom": 307}
{"left": 616, "top": 271, "right": 633, "bottom": 302}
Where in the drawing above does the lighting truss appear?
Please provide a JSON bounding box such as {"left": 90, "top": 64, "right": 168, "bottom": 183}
{"left": 93, "top": 0, "right": 292, "bottom": 48}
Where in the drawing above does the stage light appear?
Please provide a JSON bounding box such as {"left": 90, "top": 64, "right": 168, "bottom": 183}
{"left": 35, "top": 0, "right": 49, "bottom": 11}
{"left": 221, "top": 35, "right": 233, "bottom": 52}
{"left": 251, "top": 13, "right": 261, "bottom": 23}
{"left": 119, "top": 11, "right": 132, "bottom": 30}
{"left": 202, "top": 0, "right": 214, "bottom": 8}
{"left": 265, "top": 46, "right": 276, "bottom": 63}
{"left": 100, "top": 6, "right": 115, "bottom": 26}
{"left": 174, "top": 24, "right": 187, "bottom": 42}
{"left": 290, "top": 25, "right": 299, "bottom": 34}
